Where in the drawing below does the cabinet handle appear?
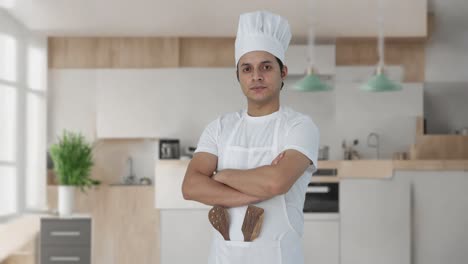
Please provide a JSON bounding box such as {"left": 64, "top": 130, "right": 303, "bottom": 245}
{"left": 307, "top": 186, "right": 330, "bottom": 193}
{"left": 50, "top": 231, "right": 80, "bottom": 237}
{"left": 50, "top": 256, "right": 80, "bottom": 262}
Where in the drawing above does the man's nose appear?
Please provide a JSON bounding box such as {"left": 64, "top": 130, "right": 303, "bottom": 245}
{"left": 252, "top": 68, "right": 264, "bottom": 81}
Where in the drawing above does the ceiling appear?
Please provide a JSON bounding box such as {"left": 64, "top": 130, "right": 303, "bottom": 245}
{"left": 3, "top": 0, "right": 427, "bottom": 38}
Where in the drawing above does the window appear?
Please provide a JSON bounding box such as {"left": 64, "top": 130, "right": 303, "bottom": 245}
{"left": 0, "top": 16, "right": 47, "bottom": 220}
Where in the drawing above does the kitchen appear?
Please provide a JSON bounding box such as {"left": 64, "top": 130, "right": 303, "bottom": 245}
{"left": 1, "top": 0, "right": 468, "bottom": 264}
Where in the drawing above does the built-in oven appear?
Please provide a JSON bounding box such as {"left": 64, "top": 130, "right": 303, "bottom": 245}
{"left": 303, "top": 169, "right": 339, "bottom": 213}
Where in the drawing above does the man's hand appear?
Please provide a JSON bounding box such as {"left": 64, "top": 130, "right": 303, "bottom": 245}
{"left": 211, "top": 150, "right": 310, "bottom": 199}
{"left": 271, "top": 151, "right": 285, "bottom": 165}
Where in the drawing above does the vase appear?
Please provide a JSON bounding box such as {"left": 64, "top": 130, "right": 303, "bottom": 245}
{"left": 58, "top": 185, "right": 75, "bottom": 216}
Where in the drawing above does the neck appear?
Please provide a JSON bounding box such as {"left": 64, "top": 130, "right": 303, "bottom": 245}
{"left": 247, "top": 100, "right": 280, "bottom": 117}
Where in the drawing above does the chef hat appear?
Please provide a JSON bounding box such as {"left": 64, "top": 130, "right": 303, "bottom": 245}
{"left": 235, "top": 11, "right": 292, "bottom": 65}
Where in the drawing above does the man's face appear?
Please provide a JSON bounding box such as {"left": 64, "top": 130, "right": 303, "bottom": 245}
{"left": 237, "top": 51, "right": 287, "bottom": 106}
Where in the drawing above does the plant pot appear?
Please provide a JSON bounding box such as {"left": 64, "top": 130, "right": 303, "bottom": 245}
{"left": 58, "top": 185, "right": 75, "bottom": 216}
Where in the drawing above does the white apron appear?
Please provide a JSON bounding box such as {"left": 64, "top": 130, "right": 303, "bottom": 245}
{"left": 208, "top": 112, "right": 304, "bottom": 264}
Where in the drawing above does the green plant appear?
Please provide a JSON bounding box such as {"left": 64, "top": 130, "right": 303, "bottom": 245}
{"left": 49, "top": 130, "right": 100, "bottom": 191}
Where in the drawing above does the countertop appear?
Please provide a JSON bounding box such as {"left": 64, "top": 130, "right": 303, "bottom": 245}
{"left": 317, "top": 159, "right": 468, "bottom": 180}
{"left": 156, "top": 159, "right": 468, "bottom": 183}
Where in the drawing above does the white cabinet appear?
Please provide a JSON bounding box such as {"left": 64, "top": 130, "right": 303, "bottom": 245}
{"left": 340, "top": 178, "right": 410, "bottom": 264}
{"left": 160, "top": 209, "right": 212, "bottom": 264}
{"left": 96, "top": 68, "right": 242, "bottom": 139}
{"left": 395, "top": 171, "right": 468, "bottom": 264}
{"left": 155, "top": 160, "right": 209, "bottom": 209}
{"left": 303, "top": 215, "right": 340, "bottom": 264}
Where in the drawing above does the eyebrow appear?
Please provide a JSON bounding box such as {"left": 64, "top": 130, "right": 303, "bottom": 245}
{"left": 240, "top": 60, "right": 273, "bottom": 67}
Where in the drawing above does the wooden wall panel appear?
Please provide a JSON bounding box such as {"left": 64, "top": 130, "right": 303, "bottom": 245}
{"left": 336, "top": 38, "right": 425, "bottom": 82}
{"left": 48, "top": 36, "right": 426, "bottom": 81}
{"left": 48, "top": 37, "right": 179, "bottom": 68}
{"left": 179, "top": 37, "right": 235, "bottom": 67}
{"left": 48, "top": 37, "right": 99, "bottom": 68}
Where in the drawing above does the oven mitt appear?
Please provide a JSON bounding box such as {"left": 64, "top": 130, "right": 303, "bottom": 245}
{"left": 242, "top": 205, "right": 265, "bottom": 242}
{"left": 208, "top": 206, "right": 230, "bottom": 241}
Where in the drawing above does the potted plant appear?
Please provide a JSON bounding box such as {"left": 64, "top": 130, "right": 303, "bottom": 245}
{"left": 49, "top": 130, "right": 100, "bottom": 216}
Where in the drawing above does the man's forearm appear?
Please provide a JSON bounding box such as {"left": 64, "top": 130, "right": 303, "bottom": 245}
{"left": 183, "top": 171, "right": 264, "bottom": 208}
{"left": 213, "top": 165, "right": 280, "bottom": 199}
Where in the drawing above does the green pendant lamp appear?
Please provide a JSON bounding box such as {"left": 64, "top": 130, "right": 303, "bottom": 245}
{"left": 294, "top": 67, "right": 332, "bottom": 91}
{"left": 360, "top": 0, "right": 402, "bottom": 92}
{"left": 293, "top": 0, "right": 332, "bottom": 92}
{"left": 360, "top": 66, "right": 402, "bottom": 92}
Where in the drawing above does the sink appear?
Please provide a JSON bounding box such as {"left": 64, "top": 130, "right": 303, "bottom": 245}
{"left": 109, "top": 183, "right": 152, "bottom": 186}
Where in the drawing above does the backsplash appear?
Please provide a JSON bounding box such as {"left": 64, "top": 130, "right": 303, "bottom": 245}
{"left": 46, "top": 139, "right": 159, "bottom": 185}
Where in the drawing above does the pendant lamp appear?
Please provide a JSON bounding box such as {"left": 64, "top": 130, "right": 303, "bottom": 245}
{"left": 360, "top": 0, "right": 402, "bottom": 92}
{"left": 293, "top": 0, "right": 331, "bottom": 92}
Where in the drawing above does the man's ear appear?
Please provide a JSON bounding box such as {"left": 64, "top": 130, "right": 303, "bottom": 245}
{"left": 281, "top": 65, "right": 288, "bottom": 79}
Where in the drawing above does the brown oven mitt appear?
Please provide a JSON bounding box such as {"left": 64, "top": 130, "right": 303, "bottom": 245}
{"left": 242, "top": 205, "right": 265, "bottom": 242}
{"left": 208, "top": 206, "right": 230, "bottom": 241}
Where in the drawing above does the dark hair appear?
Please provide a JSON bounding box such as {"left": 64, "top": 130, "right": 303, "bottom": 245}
{"left": 236, "top": 56, "right": 285, "bottom": 90}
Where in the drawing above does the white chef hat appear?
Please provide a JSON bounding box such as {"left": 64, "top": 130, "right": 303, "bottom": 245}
{"left": 235, "top": 11, "right": 292, "bottom": 66}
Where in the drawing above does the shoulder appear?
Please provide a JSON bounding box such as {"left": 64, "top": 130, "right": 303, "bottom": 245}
{"left": 280, "top": 106, "right": 318, "bottom": 132}
{"left": 205, "top": 110, "right": 243, "bottom": 132}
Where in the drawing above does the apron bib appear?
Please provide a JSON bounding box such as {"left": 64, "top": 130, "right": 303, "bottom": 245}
{"left": 208, "top": 111, "right": 303, "bottom": 264}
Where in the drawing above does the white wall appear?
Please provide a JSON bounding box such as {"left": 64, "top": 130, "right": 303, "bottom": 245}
{"left": 49, "top": 67, "right": 422, "bottom": 161}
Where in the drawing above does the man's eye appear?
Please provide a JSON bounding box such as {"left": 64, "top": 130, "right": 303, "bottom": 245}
{"left": 242, "top": 67, "right": 250, "bottom": 72}
{"left": 263, "top": 65, "right": 272, "bottom": 70}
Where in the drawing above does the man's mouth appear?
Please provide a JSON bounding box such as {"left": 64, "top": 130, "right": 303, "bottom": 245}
{"left": 250, "top": 86, "right": 267, "bottom": 91}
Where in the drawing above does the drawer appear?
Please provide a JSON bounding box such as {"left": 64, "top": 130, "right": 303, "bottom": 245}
{"left": 41, "top": 246, "right": 90, "bottom": 264}
{"left": 41, "top": 219, "right": 91, "bottom": 246}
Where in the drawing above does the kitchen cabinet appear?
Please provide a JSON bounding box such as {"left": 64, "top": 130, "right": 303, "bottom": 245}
{"left": 96, "top": 68, "right": 241, "bottom": 139}
{"left": 394, "top": 170, "right": 468, "bottom": 264}
{"left": 160, "top": 209, "right": 212, "bottom": 264}
{"left": 340, "top": 177, "right": 410, "bottom": 264}
{"left": 40, "top": 217, "right": 92, "bottom": 264}
{"left": 303, "top": 214, "right": 340, "bottom": 264}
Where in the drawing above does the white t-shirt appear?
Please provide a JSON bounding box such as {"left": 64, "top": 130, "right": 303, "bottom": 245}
{"left": 195, "top": 106, "right": 320, "bottom": 234}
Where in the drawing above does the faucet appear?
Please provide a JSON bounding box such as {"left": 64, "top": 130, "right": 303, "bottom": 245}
{"left": 367, "top": 132, "right": 380, "bottom": 159}
{"left": 124, "top": 156, "right": 136, "bottom": 184}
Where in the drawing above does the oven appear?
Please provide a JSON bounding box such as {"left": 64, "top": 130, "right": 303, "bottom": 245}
{"left": 303, "top": 169, "right": 339, "bottom": 213}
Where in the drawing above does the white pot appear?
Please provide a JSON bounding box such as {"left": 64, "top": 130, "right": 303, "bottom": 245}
{"left": 58, "top": 186, "right": 75, "bottom": 217}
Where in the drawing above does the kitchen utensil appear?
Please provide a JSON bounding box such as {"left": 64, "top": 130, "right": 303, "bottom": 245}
{"left": 241, "top": 205, "right": 264, "bottom": 242}
{"left": 208, "top": 206, "right": 230, "bottom": 241}
{"left": 318, "top": 145, "right": 329, "bottom": 160}
{"left": 342, "top": 139, "right": 360, "bottom": 160}
{"left": 392, "top": 152, "right": 408, "bottom": 160}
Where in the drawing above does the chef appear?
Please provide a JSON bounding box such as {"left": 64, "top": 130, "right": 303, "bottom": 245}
{"left": 182, "top": 10, "right": 319, "bottom": 264}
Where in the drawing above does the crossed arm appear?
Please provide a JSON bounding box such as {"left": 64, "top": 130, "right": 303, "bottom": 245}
{"left": 181, "top": 149, "right": 311, "bottom": 208}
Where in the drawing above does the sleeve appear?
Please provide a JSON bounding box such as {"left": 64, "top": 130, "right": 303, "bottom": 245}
{"left": 282, "top": 116, "right": 320, "bottom": 170}
{"left": 194, "top": 118, "right": 220, "bottom": 157}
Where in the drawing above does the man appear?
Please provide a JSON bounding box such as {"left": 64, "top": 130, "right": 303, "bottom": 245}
{"left": 182, "top": 10, "right": 319, "bottom": 264}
